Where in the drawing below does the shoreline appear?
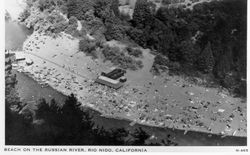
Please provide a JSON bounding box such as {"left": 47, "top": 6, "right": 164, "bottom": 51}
{"left": 15, "top": 66, "right": 247, "bottom": 138}
{"left": 11, "top": 29, "right": 246, "bottom": 138}
{"left": 14, "top": 70, "right": 247, "bottom": 146}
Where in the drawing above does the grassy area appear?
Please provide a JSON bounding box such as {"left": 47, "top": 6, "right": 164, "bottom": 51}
{"left": 126, "top": 47, "right": 143, "bottom": 57}
{"left": 102, "top": 45, "right": 143, "bottom": 70}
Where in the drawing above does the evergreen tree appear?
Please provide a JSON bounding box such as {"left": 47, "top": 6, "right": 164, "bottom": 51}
{"left": 130, "top": 127, "right": 150, "bottom": 145}
{"left": 67, "top": 0, "right": 93, "bottom": 20}
{"left": 111, "top": 0, "right": 120, "bottom": 17}
{"left": 132, "top": 0, "right": 153, "bottom": 29}
{"left": 68, "top": 16, "right": 78, "bottom": 27}
{"left": 105, "top": 23, "right": 129, "bottom": 41}
{"left": 94, "top": 0, "right": 113, "bottom": 21}
{"left": 5, "top": 104, "right": 33, "bottom": 145}
{"left": 109, "top": 128, "right": 129, "bottom": 145}
{"left": 127, "top": 27, "right": 145, "bottom": 46}
{"left": 179, "top": 40, "right": 199, "bottom": 65}
{"left": 197, "top": 42, "right": 215, "bottom": 73}
{"left": 5, "top": 60, "right": 33, "bottom": 145}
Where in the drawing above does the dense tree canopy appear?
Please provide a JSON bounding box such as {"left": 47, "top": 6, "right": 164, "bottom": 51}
{"left": 67, "top": 0, "right": 94, "bottom": 20}
{"left": 129, "top": 0, "right": 246, "bottom": 96}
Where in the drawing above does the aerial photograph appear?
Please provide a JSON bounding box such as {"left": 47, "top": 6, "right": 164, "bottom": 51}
{"left": 5, "top": 0, "right": 247, "bottom": 147}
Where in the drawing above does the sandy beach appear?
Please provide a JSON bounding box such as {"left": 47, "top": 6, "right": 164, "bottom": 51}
{"left": 13, "top": 30, "right": 247, "bottom": 137}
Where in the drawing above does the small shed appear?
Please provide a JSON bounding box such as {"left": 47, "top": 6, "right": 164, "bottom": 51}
{"left": 95, "top": 76, "right": 123, "bottom": 89}
{"left": 26, "top": 58, "right": 33, "bottom": 66}
{"left": 15, "top": 52, "right": 26, "bottom": 61}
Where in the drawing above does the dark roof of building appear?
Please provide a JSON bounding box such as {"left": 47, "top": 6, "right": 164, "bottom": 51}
{"left": 105, "top": 68, "right": 126, "bottom": 80}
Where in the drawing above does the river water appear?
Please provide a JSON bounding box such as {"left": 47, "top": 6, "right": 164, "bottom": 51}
{"left": 5, "top": 18, "right": 247, "bottom": 146}
{"left": 5, "top": 20, "right": 32, "bottom": 50}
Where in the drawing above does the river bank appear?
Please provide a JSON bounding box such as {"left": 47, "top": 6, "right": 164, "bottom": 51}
{"left": 14, "top": 70, "right": 247, "bottom": 146}
{"left": 11, "top": 29, "right": 247, "bottom": 138}
{"left": 5, "top": 20, "right": 32, "bottom": 50}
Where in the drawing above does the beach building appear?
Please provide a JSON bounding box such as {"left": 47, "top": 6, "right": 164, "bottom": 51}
{"left": 15, "top": 52, "right": 26, "bottom": 61}
{"left": 26, "top": 58, "right": 33, "bottom": 65}
{"left": 96, "top": 68, "right": 127, "bottom": 89}
{"left": 95, "top": 75, "right": 124, "bottom": 89}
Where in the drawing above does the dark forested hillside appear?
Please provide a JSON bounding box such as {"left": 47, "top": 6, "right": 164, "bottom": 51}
{"left": 129, "top": 0, "right": 247, "bottom": 97}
